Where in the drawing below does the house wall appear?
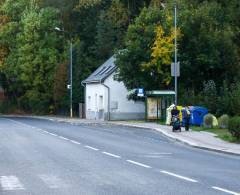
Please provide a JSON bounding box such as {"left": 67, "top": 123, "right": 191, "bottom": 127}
{"left": 85, "top": 73, "right": 145, "bottom": 120}
{"left": 104, "top": 73, "right": 145, "bottom": 120}
{"left": 85, "top": 83, "right": 107, "bottom": 120}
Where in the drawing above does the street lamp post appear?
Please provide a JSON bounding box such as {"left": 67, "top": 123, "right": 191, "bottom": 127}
{"left": 70, "top": 41, "right": 73, "bottom": 118}
{"left": 174, "top": 4, "right": 178, "bottom": 105}
{"left": 55, "top": 27, "right": 73, "bottom": 118}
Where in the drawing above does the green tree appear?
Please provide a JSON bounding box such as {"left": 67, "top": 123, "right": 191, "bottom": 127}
{"left": 95, "top": 0, "right": 129, "bottom": 59}
{"left": 142, "top": 25, "right": 176, "bottom": 86}
{"left": 115, "top": 6, "right": 173, "bottom": 92}
{"left": 1, "top": 0, "right": 63, "bottom": 113}
{"left": 53, "top": 61, "right": 68, "bottom": 113}
{"left": 179, "top": 0, "right": 240, "bottom": 90}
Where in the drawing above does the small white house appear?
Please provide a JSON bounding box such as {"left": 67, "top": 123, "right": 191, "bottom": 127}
{"left": 82, "top": 56, "right": 145, "bottom": 120}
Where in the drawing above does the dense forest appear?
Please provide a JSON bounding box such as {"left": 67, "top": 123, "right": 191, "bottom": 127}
{"left": 0, "top": 0, "right": 239, "bottom": 116}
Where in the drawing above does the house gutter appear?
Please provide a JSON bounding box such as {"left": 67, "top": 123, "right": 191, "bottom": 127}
{"left": 80, "top": 81, "right": 86, "bottom": 119}
{"left": 100, "top": 79, "right": 110, "bottom": 121}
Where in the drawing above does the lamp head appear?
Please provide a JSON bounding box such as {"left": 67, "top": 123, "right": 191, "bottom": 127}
{"left": 54, "top": 27, "right": 61, "bottom": 31}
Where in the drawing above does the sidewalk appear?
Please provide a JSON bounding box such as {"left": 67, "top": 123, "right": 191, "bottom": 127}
{"left": 111, "top": 121, "right": 240, "bottom": 155}
{"left": 29, "top": 116, "right": 240, "bottom": 155}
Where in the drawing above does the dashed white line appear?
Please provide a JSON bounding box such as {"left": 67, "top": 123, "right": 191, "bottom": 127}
{"left": 48, "top": 133, "right": 57, "bottom": 137}
{"left": 0, "top": 176, "right": 25, "bottom": 191}
{"left": 84, "top": 145, "right": 99, "bottom": 151}
{"left": 212, "top": 186, "right": 240, "bottom": 195}
{"left": 58, "top": 136, "right": 69, "bottom": 141}
{"left": 160, "top": 170, "right": 198, "bottom": 183}
{"left": 70, "top": 140, "right": 81, "bottom": 145}
{"left": 126, "top": 160, "right": 151, "bottom": 168}
{"left": 102, "top": 152, "right": 121, "bottom": 158}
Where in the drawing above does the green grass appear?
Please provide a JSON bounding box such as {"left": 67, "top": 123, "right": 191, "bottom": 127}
{"left": 122, "top": 120, "right": 146, "bottom": 123}
{"left": 191, "top": 126, "right": 240, "bottom": 143}
{"left": 157, "top": 120, "right": 166, "bottom": 125}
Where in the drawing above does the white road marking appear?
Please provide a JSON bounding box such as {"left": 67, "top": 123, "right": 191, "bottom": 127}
{"left": 102, "top": 152, "right": 121, "bottom": 158}
{"left": 70, "top": 140, "right": 81, "bottom": 145}
{"left": 59, "top": 136, "right": 69, "bottom": 141}
{"left": 0, "top": 176, "right": 25, "bottom": 191}
{"left": 39, "top": 175, "right": 68, "bottom": 189}
{"left": 212, "top": 186, "right": 240, "bottom": 195}
{"left": 126, "top": 160, "right": 151, "bottom": 168}
{"left": 84, "top": 145, "right": 99, "bottom": 151}
{"left": 160, "top": 170, "right": 198, "bottom": 183}
{"left": 48, "top": 132, "right": 57, "bottom": 137}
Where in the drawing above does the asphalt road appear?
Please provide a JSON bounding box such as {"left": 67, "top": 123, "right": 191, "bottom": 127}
{"left": 0, "top": 116, "right": 239, "bottom": 195}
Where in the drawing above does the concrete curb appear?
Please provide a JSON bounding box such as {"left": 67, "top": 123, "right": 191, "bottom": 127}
{"left": 3, "top": 115, "right": 240, "bottom": 156}
{"left": 110, "top": 122, "right": 240, "bottom": 156}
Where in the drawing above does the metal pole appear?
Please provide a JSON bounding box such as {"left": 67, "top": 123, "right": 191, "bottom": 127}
{"left": 174, "top": 4, "right": 177, "bottom": 105}
{"left": 70, "top": 41, "right": 73, "bottom": 118}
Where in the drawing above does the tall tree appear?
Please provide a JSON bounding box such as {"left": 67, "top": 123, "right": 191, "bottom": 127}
{"left": 115, "top": 6, "right": 174, "bottom": 92}
{"left": 95, "top": 0, "right": 129, "bottom": 59}
{"left": 1, "top": 0, "right": 63, "bottom": 113}
{"left": 178, "top": 0, "right": 240, "bottom": 90}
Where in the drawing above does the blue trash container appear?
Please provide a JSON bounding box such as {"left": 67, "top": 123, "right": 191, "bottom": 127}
{"left": 189, "top": 106, "right": 208, "bottom": 126}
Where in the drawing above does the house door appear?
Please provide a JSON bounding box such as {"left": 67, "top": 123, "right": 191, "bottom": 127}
{"left": 98, "top": 95, "right": 104, "bottom": 120}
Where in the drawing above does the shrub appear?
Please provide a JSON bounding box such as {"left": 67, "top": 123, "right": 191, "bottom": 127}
{"left": 228, "top": 117, "right": 240, "bottom": 139}
{"left": 203, "top": 80, "right": 217, "bottom": 114}
{"left": 203, "top": 114, "right": 213, "bottom": 128}
{"left": 218, "top": 114, "right": 229, "bottom": 129}
{"left": 227, "top": 83, "right": 240, "bottom": 116}
{"left": 0, "top": 100, "right": 17, "bottom": 114}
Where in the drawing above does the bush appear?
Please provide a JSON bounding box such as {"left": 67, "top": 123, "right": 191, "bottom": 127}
{"left": 0, "top": 100, "right": 17, "bottom": 114}
{"left": 203, "top": 80, "right": 217, "bottom": 114}
{"left": 228, "top": 117, "right": 240, "bottom": 139}
{"left": 203, "top": 114, "right": 213, "bottom": 128}
{"left": 218, "top": 114, "right": 229, "bottom": 129}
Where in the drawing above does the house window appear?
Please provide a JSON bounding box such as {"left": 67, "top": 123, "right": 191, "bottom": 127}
{"left": 88, "top": 96, "right": 91, "bottom": 110}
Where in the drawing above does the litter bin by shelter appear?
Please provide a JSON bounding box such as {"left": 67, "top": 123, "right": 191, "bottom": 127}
{"left": 189, "top": 106, "right": 208, "bottom": 126}
{"left": 145, "top": 91, "right": 175, "bottom": 121}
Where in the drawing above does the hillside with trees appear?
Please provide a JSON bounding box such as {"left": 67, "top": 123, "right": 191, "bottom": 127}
{"left": 0, "top": 0, "right": 239, "bottom": 116}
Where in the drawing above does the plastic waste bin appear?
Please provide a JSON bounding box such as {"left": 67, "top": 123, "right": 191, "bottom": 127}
{"left": 189, "top": 106, "right": 208, "bottom": 126}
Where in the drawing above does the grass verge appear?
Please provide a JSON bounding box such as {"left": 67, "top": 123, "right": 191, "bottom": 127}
{"left": 191, "top": 126, "right": 240, "bottom": 143}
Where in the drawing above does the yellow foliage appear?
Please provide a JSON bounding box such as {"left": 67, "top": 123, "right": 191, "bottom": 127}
{"left": 141, "top": 25, "right": 181, "bottom": 86}
{"left": 151, "top": 26, "right": 175, "bottom": 65}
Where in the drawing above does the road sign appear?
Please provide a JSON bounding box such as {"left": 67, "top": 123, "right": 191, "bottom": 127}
{"left": 137, "top": 88, "right": 144, "bottom": 97}
{"left": 171, "top": 62, "right": 180, "bottom": 77}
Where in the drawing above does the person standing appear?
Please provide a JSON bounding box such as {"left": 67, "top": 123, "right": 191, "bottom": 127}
{"left": 183, "top": 106, "right": 191, "bottom": 131}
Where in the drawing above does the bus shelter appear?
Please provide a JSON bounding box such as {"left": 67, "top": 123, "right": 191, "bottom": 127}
{"left": 145, "top": 90, "right": 175, "bottom": 121}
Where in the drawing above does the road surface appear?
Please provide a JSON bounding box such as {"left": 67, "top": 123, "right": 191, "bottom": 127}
{"left": 0, "top": 116, "right": 239, "bottom": 195}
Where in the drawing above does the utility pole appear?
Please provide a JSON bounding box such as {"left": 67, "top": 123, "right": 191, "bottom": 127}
{"left": 55, "top": 27, "right": 73, "bottom": 118}
{"left": 174, "top": 4, "right": 178, "bottom": 105}
{"left": 70, "top": 41, "right": 73, "bottom": 118}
